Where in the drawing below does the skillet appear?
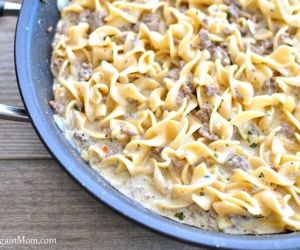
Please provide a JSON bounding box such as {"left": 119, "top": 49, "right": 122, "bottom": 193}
{"left": 0, "top": 1, "right": 300, "bottom": 249}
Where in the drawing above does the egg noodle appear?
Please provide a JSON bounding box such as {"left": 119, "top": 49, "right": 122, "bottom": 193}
{"left": 50, "top": 0, "right": 300, "bottom": 234}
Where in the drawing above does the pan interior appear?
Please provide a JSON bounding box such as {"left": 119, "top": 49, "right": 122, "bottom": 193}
{"left": 14, "top": 1, "right": 300, "bottom": 249}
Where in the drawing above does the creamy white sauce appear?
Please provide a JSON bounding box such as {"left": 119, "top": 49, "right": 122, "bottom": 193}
{"left": 53, "top": 114, "right": 283, "bottom": 234}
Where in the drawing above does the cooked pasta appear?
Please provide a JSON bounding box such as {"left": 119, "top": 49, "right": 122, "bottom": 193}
{"left": 50, "top": 0, "right": 300, "bottom": 234}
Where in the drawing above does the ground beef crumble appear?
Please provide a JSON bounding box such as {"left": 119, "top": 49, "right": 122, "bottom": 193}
{"left": 225, "top": 0, "right": 252, "bottom": 21}
{"left": 78, "top": 9, "right": 108, "bottom": 31}
{"left": 278, "top": 123, "right": 295, "bottom": 139}
{"left": 209, "top": 45, "right": 231, "bottom": 66}
{"left": 194, "top": 104, "right": 218, "bottom": 140}
{"left": 263, "top": 78, "right": 278, "bottom": 95}
{"left": 195, "top": 103, "right": 213, "bottom": 124}
{"left": 166, "top": 61, "right": 185, "bottom": 81}
{"left": 227, "top": 3, "right": 240, "bottom": 20}
{"left": 49, "top": 100, "right": 65, "bottom": 115}
{"left": 224, "top": 155, "right": 251, "bottom": 171}
{"left": 198, "top": 29, "right": 231, "bottom": 65}
{"left": 152, "top": 146, "right": 165, "bottom": 155}
{"left": 166, "top": 68, "right": 180, "bottom": 81}
{"left": 199, "top": 123, "right": 218, "bottom": 141}
{"left": 73, "top": 131, "right": 89, "bottom": 142}
{"left": 51, "top": 58, "right": 64, "bottom": 75}
{"left": 250, "top": 40, "right": 273, "bottom": 55}
{"left": 136, "top": 13, "right": 165, "bottom": 33}
{"left": 199, "top": 29, "right": 212, "bottom": 49}
{"left": 176, "top": 83, "right": 196, "bottom": 105}
{"left": 181, "top": 84, "right": 195, "bottom": 97}
{"left": 205, "top": 85, "right": 218, "bottom": 97}
{"left": 78, "top": 63, "right": 93, "bottom": 81}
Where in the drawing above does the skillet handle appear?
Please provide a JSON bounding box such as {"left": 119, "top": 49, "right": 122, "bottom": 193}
{"left": 0, "top": 104, "right": 29, "bottom": 122}
{"left": 0, "top": 1, "right": 21, "bottom": 16}
{"left": 0, "top": 1, "right": 28, "bottom": 122}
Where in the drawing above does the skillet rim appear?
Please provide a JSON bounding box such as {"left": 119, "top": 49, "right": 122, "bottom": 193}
{"left": 14, "top": 0, "right": 300, "bottom": 249}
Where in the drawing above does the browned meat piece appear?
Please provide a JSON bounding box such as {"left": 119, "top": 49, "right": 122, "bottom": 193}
{"left": 199, "top": 28, "right": 212, "bottom": 49}
{"left": 115, "top": 34, "right": 127, "bottom": 45}
{"left": 89, "top": 10, "right": 108, "bottom": 30}
{"left": 279, "top": 33, "right": 288, "bottom": 45}
{"left": 198, "top": 29, "right": 231, "bottom": 65}
{"left": 209, "top": 45, "right": 231, "bottom": 66}
{"left": 206, "top": 85, "right": 218, "bottom": 96}
{"left": 73, "top": 131, "right": 89, "bottom": 142}
{"left": 199, "top": 123, "right": 218, "bottom": 141}
{"left": 278, "top": 32, "right": 294, "bottom": 46}
{"left": 195, "top": 103, "right": 213, "bottom": 124}
{"left": 279, "top": 123, "right": 295, "bottom": 138}
{"left": 139, "top": 13, "right": 164, "bottom": 33}
{"left": 78, "top": 9, "right": 91, "bottom": 23}
{"left": 166, "top": 61, "right": 185, "bottom": 81}
{"left": 51, "top": 58, "right": 64, "bottom": 74}
{"left": 78, "top": 9, "right": 108, "bottom": 31}
{"left": 251, "top": 40, "right": 273, "bottom": 55}
{"left": 176, "top": 83, "right": 196, "bottom": 105}
{"left": 202, "top": 17, "right": 211, "bottom": 26}
{"left": 224, "top": 0, "right": 241, "bottom": 7}
{"left": 47, "top": 26, "right": 53, "bottom": 33}
{"left": 224, "top": 155, "right": 251, "bottom": 171}
{"left": 237, "top": 24, "right": 249, "bottom": 36}
{"left": 181, "top": 83, "right": 195, "bottom": 97}
{"left": 225, "top": 0, "right": 254, "bottom": 21}
{"left": 78, "top": 63, "right": 93, "bottom": 81}
{"left": 228, "top": 5, "right": 240, "bottom": 19}
{"left": 263, "top": 78, "right": 277, "bottom": 95}
{"left": 152, "top": 146, "right": 164, "bottom": 154}
{"left": 166, "top": 68, "right": 180, "bottom": 81}
{"left": 224, "top": 0, "right": 242, "bottom": 20}
{"left": 49, "top": 100, "right": 64, "bottom": 115}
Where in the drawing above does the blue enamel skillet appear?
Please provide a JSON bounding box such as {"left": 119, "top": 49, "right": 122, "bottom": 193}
{"left": 0, "top": 1, "right": 299, "bottom": 249}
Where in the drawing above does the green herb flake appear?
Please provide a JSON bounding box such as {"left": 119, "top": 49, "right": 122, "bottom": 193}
{"left": 259, "top": 172, "right": 265, "bottom": 178}
{"left": 204, "top": 175, "right": 210, "bottom": 178}
{"left": 174, "top": 212, "right": 185, "bottom": 221}
{"left": 74, "top": 105, "right": 80, "bottom": 111}
{"left": 249, "top": 143, "right": 258, "bottom": 148}
{"left": 200, "top": 192, "right": 205, "bottom": 196}
{"left": 247, "top": 131, "right": 252, "bottom": 135}
{"left": 214, "top": 152, "right": 219, "bottom": 158}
